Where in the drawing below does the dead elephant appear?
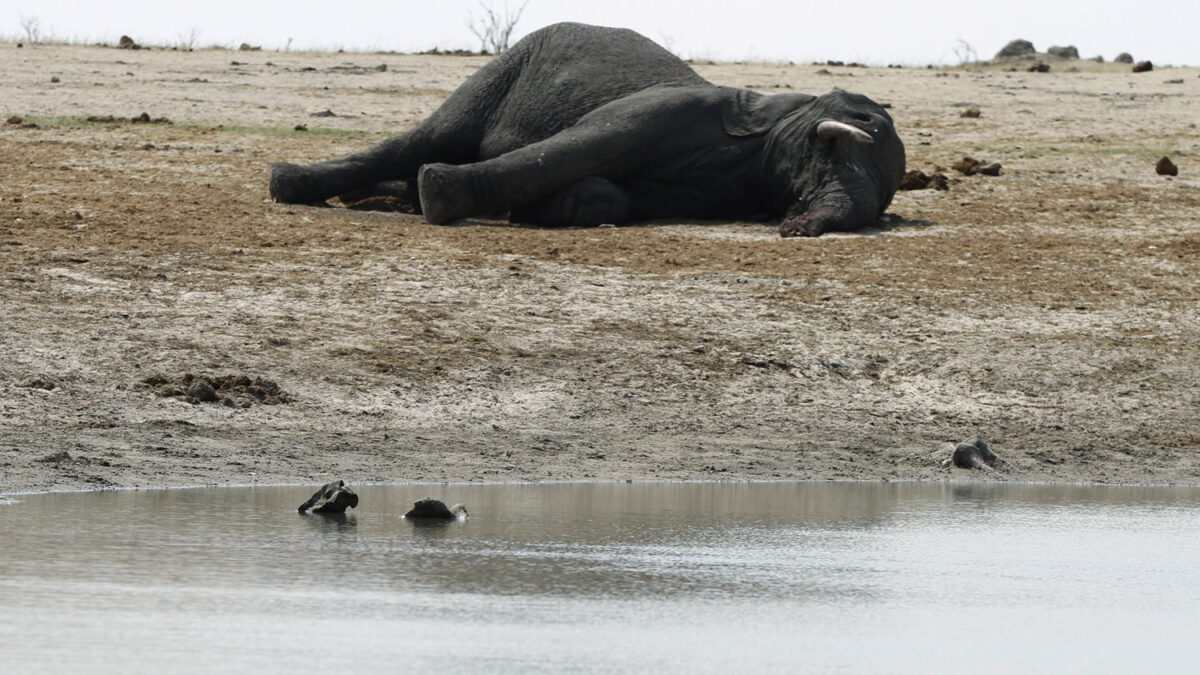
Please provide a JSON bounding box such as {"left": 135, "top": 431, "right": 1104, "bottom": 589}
{"left": 270, "top": 22, "right": 905, "bottom": 237}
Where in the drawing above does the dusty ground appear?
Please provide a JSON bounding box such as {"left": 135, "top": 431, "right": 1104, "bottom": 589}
{"left": 2, "top": 43, "right": 1198, "bottom": 493}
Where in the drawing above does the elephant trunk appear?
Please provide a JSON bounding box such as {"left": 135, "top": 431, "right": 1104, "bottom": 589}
{"left": 778, "top": 197, "right": 875, "bottom": 238}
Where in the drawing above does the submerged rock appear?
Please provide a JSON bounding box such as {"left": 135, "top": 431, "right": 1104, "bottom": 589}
{"left": 298, "top": 480, "right": 360, "bottom": 514}
{"left": 404, "top": 498, "right": 468, "bottom": 520}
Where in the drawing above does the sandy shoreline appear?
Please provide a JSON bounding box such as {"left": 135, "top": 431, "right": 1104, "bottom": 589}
{"left": 2, "top": 43, "right": 1198, "bottom": 494}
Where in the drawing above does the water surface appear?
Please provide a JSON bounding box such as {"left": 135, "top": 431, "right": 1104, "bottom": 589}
{"left": 2, "top": 482, "right": 1198, "bottom": 673}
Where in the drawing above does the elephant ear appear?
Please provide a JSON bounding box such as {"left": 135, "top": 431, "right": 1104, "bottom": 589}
{"left": 721, "top": 89, "right": 815, "bottom": 137}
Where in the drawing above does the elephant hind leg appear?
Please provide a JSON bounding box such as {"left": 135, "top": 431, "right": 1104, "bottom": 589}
{"left": 509, "top": 177, "right": 633, "bottom": 227}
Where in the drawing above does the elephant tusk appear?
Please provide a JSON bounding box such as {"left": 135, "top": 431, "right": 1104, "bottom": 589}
{"left": 816, "top": 120, "right": 874, "bottom": 144}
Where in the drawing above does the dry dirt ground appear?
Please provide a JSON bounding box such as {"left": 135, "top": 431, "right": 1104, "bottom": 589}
{"left": 2, "top": 44, "right": 1198, "bottom": 493}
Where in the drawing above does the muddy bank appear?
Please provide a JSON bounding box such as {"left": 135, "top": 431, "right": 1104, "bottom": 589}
{"left": 1, "top": 44, "right": 1198, "bottom": 492}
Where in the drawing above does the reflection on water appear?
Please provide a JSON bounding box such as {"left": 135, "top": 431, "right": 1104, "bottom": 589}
{"left": 1, "top": 482, "right": 1199, "bottom": 673}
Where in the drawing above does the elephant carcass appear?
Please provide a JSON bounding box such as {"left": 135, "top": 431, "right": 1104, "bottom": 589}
{"left": 270, "top": 22, "right": 905, "bottom": 237}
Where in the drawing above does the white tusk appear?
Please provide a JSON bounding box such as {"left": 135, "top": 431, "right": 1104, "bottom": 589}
{"left": 816, "top": 120, "right": 874, "bottom": 144}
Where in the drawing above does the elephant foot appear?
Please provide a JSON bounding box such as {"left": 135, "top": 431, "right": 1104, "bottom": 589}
{"left": 418, "top": 163, "right": 477, "bottom": 225}
{"left": 779, "top": 206, "right": 839, "bottom": 238}
{"left": 269, "top": 162, "right": 322, "bottom": 205}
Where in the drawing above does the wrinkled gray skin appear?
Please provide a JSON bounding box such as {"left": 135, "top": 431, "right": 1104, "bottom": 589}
{"left": 270, "top": 23, "right": 905, "bottom": 237}
{"left": 297, "top": 479, "right": 360, "bottom": 514}
{"left": 403, "top": 498, "right": 469, "bottom": 520}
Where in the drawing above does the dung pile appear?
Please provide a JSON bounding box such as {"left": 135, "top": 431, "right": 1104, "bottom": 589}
{"left": 143, "top": 373, "right": 293, "bottom": 406}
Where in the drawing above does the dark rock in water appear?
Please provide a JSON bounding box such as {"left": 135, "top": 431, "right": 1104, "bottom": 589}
{"left": 1047, "top": 45, "right": 1079, "bottom": 59}
{"left": 298, "top": 480, "right": 360, "bottom": 514}
{"left": 995, "top": 39, "right": 1035, "bottom": 59}
{"left": 1132, "top": 61, "right": 1153, "bottom": 73}
{"left": 1114, "top": 52, "right": 1134, "bottom": 64}
{"left": 404, "top": 498, "right": 468, "bottom": 520}
{"left": 946, "top": 437, "right": 1002, "bottom": 470}
{"left": 1156, "top": 156, "right": 1179, "bottom": 176}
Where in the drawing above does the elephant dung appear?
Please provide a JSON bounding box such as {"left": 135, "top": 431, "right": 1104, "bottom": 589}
{"left": 898, "top": 170, "right": 949, "bottom": 191}
{"left": 404, "top": 498, "right": 468, "bottom": 520}
{"left": 951, "top": 156, "right": 1002, "bottom": 177}
{"left": 298, "top": 480, "right": 360, "bottom": 514}
{"left": 1156, "top": 156, "right": 1178, "bottom": 176}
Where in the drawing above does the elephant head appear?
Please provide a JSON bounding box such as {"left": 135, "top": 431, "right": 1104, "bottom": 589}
{"left": 759, "top": 90, "right": 906, "bottom": 237}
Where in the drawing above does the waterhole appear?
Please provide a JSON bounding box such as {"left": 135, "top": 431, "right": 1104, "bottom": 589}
{"left": 2, "top": 481, "right": 1198, "bottom": 673}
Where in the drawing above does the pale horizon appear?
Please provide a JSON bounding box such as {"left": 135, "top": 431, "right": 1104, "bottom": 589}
{"left": 7, "top": 0, "right": 1198, "bottom": 66}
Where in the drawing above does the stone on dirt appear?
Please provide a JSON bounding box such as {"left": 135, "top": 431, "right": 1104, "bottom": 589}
{"left": 944, "top": 437, "right": 1002, "bottom": 470}
{"left": 995, "top": 39, "right": 1036, "bottom": 59}
{"left": 1156, "top": 156, "right": 1179, "bottom": 176}
{"left": 1132, "top": 61, "right": 1153, "bottom": 73}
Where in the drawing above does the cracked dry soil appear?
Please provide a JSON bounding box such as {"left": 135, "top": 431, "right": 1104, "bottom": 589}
{"left": 1, "top": 45, "right": 1198, "bottom": 492}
